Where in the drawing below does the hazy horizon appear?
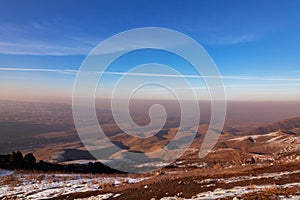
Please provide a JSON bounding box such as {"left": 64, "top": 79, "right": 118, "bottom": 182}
{"left": 1, "top": 1, "right": 300, "bottom": 102}
{"left": 1, "top": 98, "right": 300, "bottom": 124}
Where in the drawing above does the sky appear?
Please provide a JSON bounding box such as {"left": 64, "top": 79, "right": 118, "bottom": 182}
{"left": 0, "top": 0, "right": 300, "bottom": 102}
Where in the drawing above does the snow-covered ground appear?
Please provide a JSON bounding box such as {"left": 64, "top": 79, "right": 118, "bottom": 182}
{"left": 2, "top": 168, "right": 299, "bottom": 199}
{"left": 160, "top": 170, "right": 300, "bottom": 200}
{"left": 0, "top": 169, "right": 13, "bottom": 177}
{"left": 74, "top": 169, "right": 300, "bottom": 200}
{"left": 198, "top": 170, "right": 300, "bottom": 185}
{"left": 227, "top": 131, "right": 281, "bottom": 142}
{"left": 161, "top": 183, "right": 300, "bottom": 200}
{"left": 0, "top": 170, "right": 147, "bottom": 199}
{"left": 77, "top": 181, "right": 300, "bottom": 200}
{"left": 75, "top": 193, "right": 121, "bottom": 200}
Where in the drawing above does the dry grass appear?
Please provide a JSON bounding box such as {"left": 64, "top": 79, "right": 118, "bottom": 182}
{"left": 37, "top": 174, "right": 45, "bottom": 183}
{"left": 249, "top": 182, "right": 256, "bottom": 191}
{"left": 99, "top": 181, "right": 114, "bottom": 189}
{"left": 263, "top": 183, "right": 278, "bottom": 195}
{"left": 1, "top": 174, "right": 15, "bottom": 185}
{"left": 241, "top": 185, "right": 300, "bottom": 199}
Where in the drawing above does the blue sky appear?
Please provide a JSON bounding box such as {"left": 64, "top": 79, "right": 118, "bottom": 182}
{"left": 0, "top": 0, "right": 300, "bottom": 101}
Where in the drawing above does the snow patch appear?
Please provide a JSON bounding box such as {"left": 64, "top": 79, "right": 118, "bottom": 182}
{"left": 161, "top": 182, "right": 300, "bottom": 200}
{"left": 0, "top": 172, "right": 147, "bottom": 199}
{"left": 0, "top": 169, "right": 13, "bottom": 176}
{"left": 228, "top": 131, "right": 281, "bottom": 142}
{"left": 74, "top": 193, "right": 114, "bottom": 200}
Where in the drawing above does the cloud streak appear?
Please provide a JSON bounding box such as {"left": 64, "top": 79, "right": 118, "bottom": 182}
{"left": 0, "top": 67, "right": 77, "bottom": 75}
{"left": 211, "top": 34, "right": 260, "bottom": 45}
{"left": 1, "top": 67, "right": 300, "bottom": 82}
{"left": 134, "top": 82, "right": 300, "bottom": 92}
{"left": 0, "top": 21, "right": 260, "bottom": 56}
{"left": 0, "top": 21, "right": 98, "bottom": 56}
{"left": 195, "top": 33, "right": 261, "bottom": 46}
{"left": 0, "top": 24, "right": 188, "bottom": 56}
{"left": 0, "top": 41, "right": 95, "bottom": 56}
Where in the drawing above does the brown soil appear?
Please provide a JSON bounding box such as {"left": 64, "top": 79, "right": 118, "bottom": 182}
{"left": 50, "top": 161, "right": 300, "bottom": 200}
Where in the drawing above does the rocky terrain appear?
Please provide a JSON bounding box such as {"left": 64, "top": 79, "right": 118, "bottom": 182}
{"left": 1, "top": 100, "right": 300, "bottom": 199}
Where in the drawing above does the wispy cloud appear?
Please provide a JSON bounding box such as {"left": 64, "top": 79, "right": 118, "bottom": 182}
{"left": 0, "top": 67, "right": 77, "bottom": 75}
{"left": 0, "top": 19, "right": 261, "bottom": 55}
{"left": 137, "top": 82, "right": 300, "bottom": 91}
{"left": 0, "top": 32, "right": 184, "bottom": 56}
{"left": 220, "top": 76, "right": 300, "bottom": 82}
{"left": 1, "top": 67, "right": 300, "bottom": 82}
{"left": 98, "top": 72, "right": 300, "bottom": 81}
{"left": 0, "top": 41, "right": 95, "bottom": 56}
{"left": 0, "top": 22, "right": 186, "bottom": 56}
{"left": 205, "top": 34, "right": 260, "bottom": 45}
{"left": 0, "top": 21, "right": 97, "bottom": 56}
{"left": 219, "top": 34, "right": 259, "bottom": 45}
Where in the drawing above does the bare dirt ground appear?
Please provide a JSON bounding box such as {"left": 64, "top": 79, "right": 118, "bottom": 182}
{"left": 49, "top": 161, "right": 300, "bottom": 200}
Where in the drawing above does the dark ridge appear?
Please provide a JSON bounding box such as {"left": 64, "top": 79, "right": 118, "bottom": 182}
{"left": 0, "top": 151, "right": 123, "bottom": 174}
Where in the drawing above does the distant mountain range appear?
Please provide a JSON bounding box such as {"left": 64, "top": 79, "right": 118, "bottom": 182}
{"left": 244, "top": 116, "right": 300, "bottom": 135}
